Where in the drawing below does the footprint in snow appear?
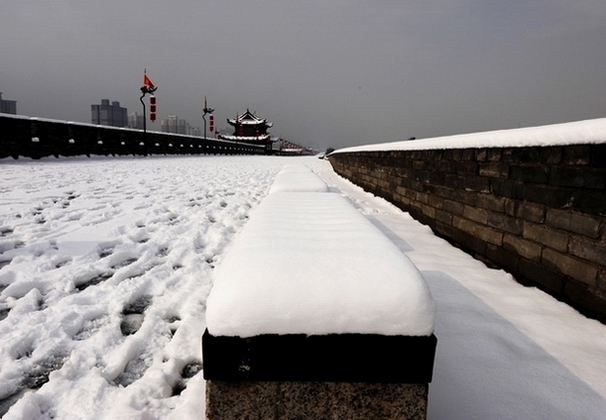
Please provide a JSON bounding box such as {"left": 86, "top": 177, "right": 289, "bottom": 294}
{"left": 111, "top": 258, "right": 138, "bottom": 270}
{"left": 0, "top": 354, "right": 68, "bottom": 417}
{"left": 120, "top": 295, "right": 152, "bottom": 336}
{"left": 0, "top": 228, "right": 14, "bottom": 237}
{"left": 75, "top": 272, "right": 113, "bottom": 291}
{"left": 172, "top": 360, "right": 204, "bottom": 396}
{"left": 114, "top": 354, "right": 150, "bottom": 388}
{"left": 98, "top": 247, "right": 114, "bottom": 259}
{"left": 73, "top": 315, "right": 109, "bottom": 341}
{"left": 165, "top": 315, "right": 181, "bottom": 337}
{"left": 54, "top": 258, "right": 71, "bottom": 269}
{"left": 156, "top": 247, "right": 169, "bottom": 258}
{"left": 0, "top": 307, "right": 10, "bottom": 322}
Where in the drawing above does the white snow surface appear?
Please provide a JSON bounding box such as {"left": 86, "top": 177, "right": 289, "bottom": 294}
{"left": 1, "top": 154, "right": 606, "bottom": 419}
{"left": 206, "top": 191, "right": 435, "bottom": 337}
{"left": 267, "top": 163, "right": 329, "bottom": 194}
{"left": 333, "top": 117, "right": 606, "bottom": 153}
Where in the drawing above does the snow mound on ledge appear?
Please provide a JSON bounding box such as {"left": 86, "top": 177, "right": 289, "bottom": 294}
{"left": 268, "top": 164, "right": 329, "bottom": 194}
{"left": 206, "top": 192, "right": 435, "bottom": 338}
{"left": 334, "top": 118, "right": 606, "bottom": 153}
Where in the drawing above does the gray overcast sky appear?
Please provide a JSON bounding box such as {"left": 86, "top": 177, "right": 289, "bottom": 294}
{"left": 2, "top": 1, "right": 606, "bottom": 150}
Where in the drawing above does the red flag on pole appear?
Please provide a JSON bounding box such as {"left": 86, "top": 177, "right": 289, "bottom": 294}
{"left": 143, "top": 72, "right": 155, "bottom": 89}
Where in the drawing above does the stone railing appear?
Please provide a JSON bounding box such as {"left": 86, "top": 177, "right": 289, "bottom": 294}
{"left": 203, "top": 164, "right": 437, "bottom": 419}
{"left": 0, "top": 114, "right": 266, "bottom": 158}
{"left": 328, "top": 141, "right": 606, "bottom": 324}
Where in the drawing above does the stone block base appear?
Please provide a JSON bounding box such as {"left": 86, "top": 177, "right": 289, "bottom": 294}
{"left": 206, "top": 380, "right": 428, "bottom": 420}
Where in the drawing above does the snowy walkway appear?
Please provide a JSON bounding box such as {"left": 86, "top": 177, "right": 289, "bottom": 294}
{"left": 0, "top": 155, "right": 605, "bottom": 419}
{"left": 311, "top": 159, "right": 606, "bottom": 420}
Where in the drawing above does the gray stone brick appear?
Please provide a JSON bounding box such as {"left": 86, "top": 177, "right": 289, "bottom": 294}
{"left": 503, "top": 234, "right": 542, "bottom": 261}
{"left": 523, "top": 222, "right": 569, "bottom": 252}
{"left": 599, "top": 269, "right": 606, "bottom": 294}
{"left": 547, "top": 209, "right": 601, "bottom": 238}
{"left": 569, "top": 236, "right": 606, "bottom": 266}
{"left": 421, "top": 204, "right": 436, "bottom": 219}
{"left": 515, "top": 202, "right": 546, "bottom": 223}
{"left": 541, "top": 147, "right": 563, "bottom": 165}
{"left": 563, "top": 145, "right": 592, "bottom": 165}
{"left": 486, "top": 148, "right": 502, "bottom": 162}
{"left": 550, "top": 167, "right": 605, "bottom": 189}
{"left": 443, "top": 199, "right": 465, "bottom": 215}
{"left": 490, "top": 179, "right": 516, "bottom": 198}
{"left": 542, "top": 248, "right": 598, "bottom": 286}
{"left": 428, "top": 195, "right": 443, "bottom": 209}
{"left": 476, "top": 194, "right": 507, "bottom": 212}
{"left": 545, "top": 208, "right": 571, "bottom": 231}
{"left": 563, "top": 280, "right": 606, "bottom": 324}
{"left": 570, "top": 190, "right": 606, "bottom": 215}
{"left": 510, "top": 165, "right": 550, "bottom": 183}
{"left": 488, "top": 212, "right": 524, "bottom": 235}
{"left": 479, "top": 162, "right": 509, "bottom": 178}
{"left": 436, "top": 209, "right": 453, "bottom": 225}
{"left": 516, "top": 183, "right": 571, "bottom": 208}
{"left": 475, "top": 148, "right": 488, "bottom": 162}
{"left": 486, "top": 243, "right": 520, "bottom": 272}
{"left": 518, "top": 258, "right": 564, "bottom": 294}
{"left": 456, "top": 162, "right": 479, "bottom": 176}
{"left": 453, "top": 216, "right": 503, "bottom": 246}
{"left": 464, "top": 176, "right": 491, "bottom": 193}
{"left": 463, "top": 206, "right": 489, "bottom": 224}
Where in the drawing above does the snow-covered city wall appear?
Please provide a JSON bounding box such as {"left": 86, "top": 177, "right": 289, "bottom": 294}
{"left": 0, "top": 114, "right": 266, "bottom": 158}
{"left": 206, "top": 191, "right": 435, "bottom": 337}
{"left": 203, "top": 163, "right": 437, "bottom": 418}
{"left": 329, "top": 118, "right": 606, "bottom": 324}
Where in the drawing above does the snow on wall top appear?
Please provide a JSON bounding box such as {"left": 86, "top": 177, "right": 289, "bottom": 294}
{"left": 333, "top": 118, "right": 606, "bottom": 154}
{"left": 268, "top": 164, "right": 329, "bottom": 194}
{"left": 206, "top": 192, "right": 436, "bottom": 338}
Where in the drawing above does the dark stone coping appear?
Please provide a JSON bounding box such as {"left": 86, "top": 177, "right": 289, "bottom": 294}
{"left": 202, "top": 329, "right": 437, "bottom": 383}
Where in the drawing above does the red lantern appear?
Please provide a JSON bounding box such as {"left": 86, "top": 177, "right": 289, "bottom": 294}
{"left": 149, "top": 95, "right": 157, "bottom": 122}
{"left": 208, "top": 114, "right": 214, "bottom": 132}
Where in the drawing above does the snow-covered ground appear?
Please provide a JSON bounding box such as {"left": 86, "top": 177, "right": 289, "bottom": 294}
{"left": 1, "top": 155, "right": 605, "bottom": 419}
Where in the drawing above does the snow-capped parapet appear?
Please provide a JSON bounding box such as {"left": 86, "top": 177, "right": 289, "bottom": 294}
{"left": 205, "top": 192, "right": 435, "bottom": 337}
{"left": 333, "top": 117, "right": 606, "bottom": 154}
{"left": 204, "top": 165, "right": 437, "bottom": 417}
{"left": 268, "top": 164, "right": 329, "bottom": 194}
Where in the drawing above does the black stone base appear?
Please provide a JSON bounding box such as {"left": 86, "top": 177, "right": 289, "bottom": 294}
{"left": 202, "top": 329, "right": 437, "bottom": 383}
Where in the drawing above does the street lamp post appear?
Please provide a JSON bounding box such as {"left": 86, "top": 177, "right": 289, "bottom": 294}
{"left": 202, "top": 97, "right": 214, "bottom": 155}
{"left": 140, "top": 86, "right": 157, "bottom": 132}
{"left": 140, "top": 71, "right": 157, "bottom": 144}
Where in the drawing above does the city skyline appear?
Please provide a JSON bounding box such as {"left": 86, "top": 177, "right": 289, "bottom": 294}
{"left": 2, "top": 1, "right": 606, "bottom": 150}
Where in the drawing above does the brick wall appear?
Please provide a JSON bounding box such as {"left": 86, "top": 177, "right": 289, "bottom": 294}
{"left": 329, "top": 144, "right": 606, "bottom": 323}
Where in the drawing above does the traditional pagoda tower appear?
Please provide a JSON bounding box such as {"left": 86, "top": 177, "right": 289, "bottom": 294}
{"left": 219, "top": 109, "right": 274, "bottom": 144}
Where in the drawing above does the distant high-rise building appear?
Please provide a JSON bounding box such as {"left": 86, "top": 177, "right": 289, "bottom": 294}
{"left": 128, "top": 112, "right": 144, "bottom": 130}
{"left": 0, "top": 92, "right": 17, "bottom": 114}
{"left": 190, "top": 126, "right": 202, "bottom": 137}
{"left": 92, "top": 99, "right": 127, "bottom": 127}
{"left": 162, "top": 114, "right": 179, "bottom": 134}
{"left": 160, "top": 115, "right": 200, "bottom": 136}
